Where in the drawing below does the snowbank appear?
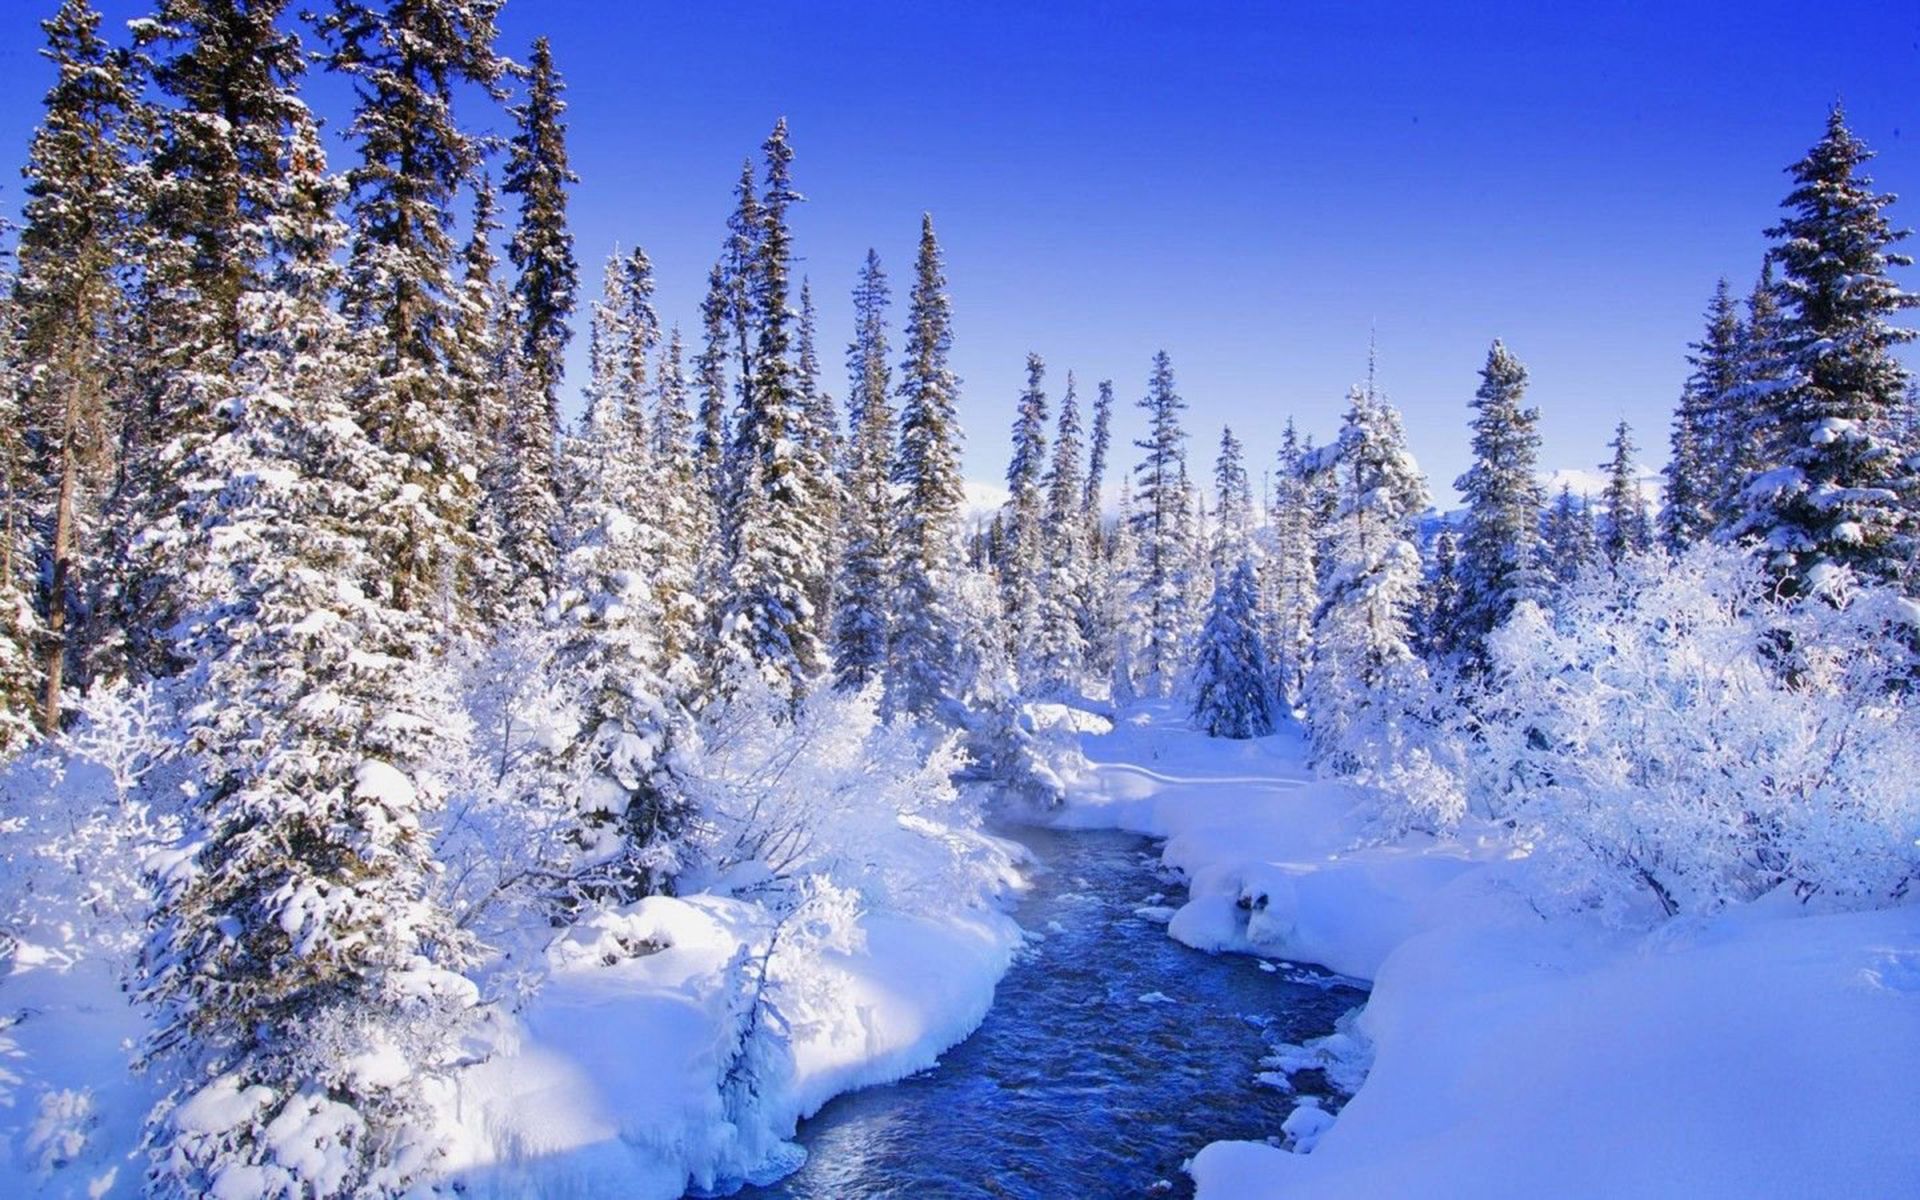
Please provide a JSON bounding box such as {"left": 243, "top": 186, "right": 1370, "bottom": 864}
{"left": 1054, "top": 702, "right": 1920, "bottom": 1199}
{"left": 437, "top": 893, "right": 1021, "bottom": 1199}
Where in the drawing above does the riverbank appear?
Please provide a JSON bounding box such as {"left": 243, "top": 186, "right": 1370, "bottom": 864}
{"left": 1046, "top": 701, "right": 1920, "bottom": 1198}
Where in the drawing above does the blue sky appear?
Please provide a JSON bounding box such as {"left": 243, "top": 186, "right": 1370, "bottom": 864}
{"left": 2, "top": 1, "right": 1916, "bottom": 504}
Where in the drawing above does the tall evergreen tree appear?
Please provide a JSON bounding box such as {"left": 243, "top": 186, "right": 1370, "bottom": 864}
{"left": 1415, "top": 525, "right": 1466, "bottom": 661}
{"left": 496, "top": 35, "right": 578, "bottom": 607}
{"left": 1663, "top": 279, "right": 1739, "bottom": 551}
{"left": 1543, "top": 483, "right": 1600, "bottom": 589}
{"left": 718, "top": 118, "right": 824, "bottom": 693}
{"left": 1033, "top": 371, "right": 1089, "bottom": 693}
{"left": 1599, "top": 420, "right": 1653, "bottom": 566}
{"left": 1128, "top": 350, "right": 1191, "bottom": 696}
{"left": 1212, "top": 424, "right": 1253, "bottom": 566}
{"left": 695, "top": 261, "right": 731, "bottom": 505}
{"left": 795, "top": 277, "right": 841, "bottom": 647}
{"left": 16, "top": 0, "right": 134, "bottom": 730}
{"left": 317, "top": 0, "right": 507, "bottom": 620}
{"left": 834, "top": 250, "right": 894, "bottom": 690}
{"left": 1733, "top": 108, "right": 1918, "bottom": 594}
{"left": 1264, "top": 418, "right": 1318, "bottom": 707}
{"left": 1306, "top": 387, "right": 1430, "bottom": 771}
{"left": 142, "top": 111, "right": 475, "bottom": 1199}
{"left": 1190, "top": 558, "right": 1275, "bottom": 739}
{"left": 0, "top": 239, "right": 42, "bottom": 753}
{"left": 1083, "top": 378, "right": 1114, "bottom": 540}
{"left": 887, "top": 214, "right": 967, "bottom": 717}
{"left": 1000, "top": 352, "right": 1050, "bottom": 674}
{"left": 648, "top": 328, "right": 711, "bottom": 699}
{"left": 1453, "top": 340, "right": 1547, "bottom": 663}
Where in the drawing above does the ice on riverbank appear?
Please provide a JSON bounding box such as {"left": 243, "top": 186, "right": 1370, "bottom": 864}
{"left": 1054, "top": 701, "right": 1920, "bottom": 1199}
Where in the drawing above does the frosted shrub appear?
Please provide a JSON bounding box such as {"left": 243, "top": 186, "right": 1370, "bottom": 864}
{"left": 683, "top": 672, "right": 1009, "bottom": 918}
{"left": 1472, "top": 545, "right": 1920, "bottom": 919}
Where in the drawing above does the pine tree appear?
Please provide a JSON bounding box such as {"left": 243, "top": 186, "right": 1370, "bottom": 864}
{"left": 1212, "top": 425, "right": 1253, "bottom": 567}
{"left": 795, "top": 278, "right": 841, "bottom": 647}
{"left": 0, "top": 242, "right": 43, "bottom": 754}
{"left": 449, "top": 179, "right": 516, "bottom": 620}
{"left": 1264, "top": 419, "right": 1318, "bottom": 707}
{"left": 1190, "top": 557, "right": 1275, "bottom": 738}
{"left": 1663, "top": 279, "right": 1739, "bottom": 551}
{"left": 16, "top": 0, "right": 134, "bottom": 731}
{"left": 1083, "top": 378, "right": 1114, "bottom": 545}
{"left": 1600, "top": 420, "right": 1653, "bottom": 566}
{"left": 1453, "top": 339, "right": 1547, "bottom": 663}
{"left": 833, "top": 249, "right": 894, "bottom": 690}
{"left": 1717, "top": 262, "right": 1788, "bottom": 530}
{"left": 495, "top": 36, "right": 578, "bottom": 607}
{"left": 142, "top": 111, "right": 476, "bottom": 1199}
{"left": 696, "top": 261, "right": 731, "bottom": 507}
{"left": 1306, "top": 387, "right": 1430, "bottom": 771}
{"left": 1542, "top": 483, "right": 1600, "bottom": 589}
{"left": 317, "top": 0, "right": 505, "bottom": 620}
{"left": 1000, "top": 352, "right": 1050, "bottom": 676}
{"left": 1733, "top": 107, "right": 1918, "bottom": 594}
{"left": 723, "top": 157, "right": 761, "bottom": 406}
{"left": 1415, "top": 525, "right": 1466, "bottom": 661}
{"left": 718, "top": 118, "right": 824, "bottom": 694}
{"left": 1129, "top": 350, "right": 1191, "bottom": 696}
{"left": 887, "top": 214, "right": 967, "bottom": 718}
{"left": 648, "top": 328, "right": 712, "bottom": 699}
{"left": 1033, "top": 371, "right": 1089, "bottom": 694}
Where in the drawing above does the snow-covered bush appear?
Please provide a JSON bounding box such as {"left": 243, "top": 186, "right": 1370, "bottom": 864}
{"left": 681, "top": 671, "right": 1011, "bottom": 917}
{"left": 1470, "top": 545, "right": 1920, "bottom": 919}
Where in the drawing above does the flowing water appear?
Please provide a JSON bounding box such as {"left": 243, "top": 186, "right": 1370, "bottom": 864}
{"left": 737, "top": 824, "right": 1366, "bottom": 1199}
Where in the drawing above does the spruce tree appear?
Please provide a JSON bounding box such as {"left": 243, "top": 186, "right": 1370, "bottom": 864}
{"left": 1190, "top": 557, "right": 1275, "bottom": 738}
{"left": 718, "top": 118, "right": 825, "bottom": 693}
{"left": 1083, "top": 378, "right": 1114, "bottom": 544}
{"left": 16, "top": 0, "right": 134, "bottom": 730}
{"left": 1264, "top": 418, "right": 1318, "bottom": 707}
{"left": 1000, "top": 352, "right": 1050, "bottom": 677}
{"left": 1543, "top": 483, "right": 1600, "bottom": 589}
{"left": 0, "top": 247, "right": 42, "bottom": 754}
{"left": 695, "top": 261, "right": 731, "bottom": 505}
{"left": 497, "top": 36, "right": 578, "bottom": 607}
{"left": 317, "top": 0, "right": 506, "bottom": 620}
{"left": 795, "top": 278, "right": 841, "bottom": 647}
{"left": 1212, "top": 425, "right": 1253, "bottom": 566}
{"left": 1415, "top": 525, "right": 1466, "bottom": 661}
{"left": 1717, "top": 262, "right": 1788, "bottom": 530}
{"left": 1453, "top": 339, "right": 1547, "bottom": 663}
{"left": 833, "top": 249, "right": 894, "bottom": 690}
{"left": 1733, "top": 108, "right": 1918, "bottom": 594}
{"left": 887, "top": 214, "right": 967, "bottom": 717}
{"left": 1599, "top": 420, "right": 1653, "bottom": 566}
{"left": 142, "top": 112, "right": 475, "bottom": 1199}
{"left": 1663, "top": 279, "right": 1739, "bottom": 551}
{"left": 1129, "top": 350, "right": 1192, "bottom": 696}
{"left": 1307, "top": 387, "right": 1429, "bottom": 771}
{"left": 648, "top": 328, "right": 712, "bottom": 699}
{"left": 1033, "top": 371, "right": 1089, "bottom": 694}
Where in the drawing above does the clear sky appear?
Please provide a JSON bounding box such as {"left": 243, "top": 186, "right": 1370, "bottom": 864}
{"left": 2, "top": 1, "right": 1917, "bottom": 506}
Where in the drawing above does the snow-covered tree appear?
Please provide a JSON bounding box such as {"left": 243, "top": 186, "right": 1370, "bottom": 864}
{"left": 1662, "top": 280, "right": 1739, "bottom": 551}
{"left": 1543, "top": 483, "right": 1599, "bottom": 589}
{"left": 141, "top": 113, "right": 478, "bottom": 1200}
{"left": 1453, "top": 340, "right": 1547, "bottom": 665}
{"left": 834, "top": 250, "right": 894, "bottom": 690}
{"left": 1190, "top": 558, "right": 1275, "bottom": 738}
{"left": 318, "top": 0, "right": 507, "bottom": 621}
{"left": 1128, "top": 350, "right": 1192, "bottom": 697}
{"left": 15, "top": 0, "right": 134, "bottom": 731}
{"left": 1263, "top": 419, "right": 1318, "bottom": 708}
{"left": 1212, "top": 425, "right": 1253, "bottom": 568}
{"left": 1033, "top": 371, "right": 1089, "bottom": 694}
{"left": 1599, "top": 420, "right": 1653, "bottom": 567}
{"left": 717, "top": 119, "right": 827, "bottom": 695}
{"left": 496, "top": 36, "right": 578, "bottom": 607}
{"left": 648, "top": 329, "right": 710, "bottom": 699}
{"left": 796, "top": 278, "right": 842, "bottom": 648}
{"left": 1731, "top": 107, "right": 1918, "bottom": 595}
{"left": 1306, "top": 387, "right": 1430, "bottom": 773}
{"left": 887, "top": 214, "right": 967, "bottom": 718}
{"left": 1000, "top": 352, "right": 1049, "bottom": 676}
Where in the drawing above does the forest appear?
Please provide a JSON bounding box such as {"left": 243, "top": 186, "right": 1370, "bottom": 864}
{"left": 0, "top": 2, "right": 1915, "bottom": 1198}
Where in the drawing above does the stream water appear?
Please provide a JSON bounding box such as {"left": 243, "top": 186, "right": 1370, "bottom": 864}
{"left": 737, "top": 824, "right": 1366, "bottom": 1199}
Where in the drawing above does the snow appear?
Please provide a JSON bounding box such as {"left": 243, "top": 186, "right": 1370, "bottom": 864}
{"left": 1053, "top": 701, "right": 1920, "bottom": 1199}
{"left": 436, "top": 893, "right": 1020, "bottom": 1198}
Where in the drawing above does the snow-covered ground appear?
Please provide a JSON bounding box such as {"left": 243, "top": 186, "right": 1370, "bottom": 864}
{"left": 1046, "top": 701, "right": 1920, "bottom": 1199}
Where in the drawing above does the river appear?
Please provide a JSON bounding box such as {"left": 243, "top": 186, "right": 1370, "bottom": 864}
{"left": 736, "top": 823, "right": 1366, "bottom": 1198}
